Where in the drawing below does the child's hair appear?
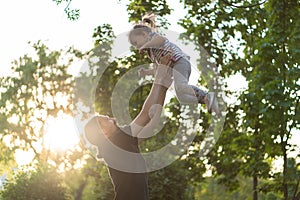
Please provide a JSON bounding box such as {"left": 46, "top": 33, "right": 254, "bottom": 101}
{"left": 142, "top": 13, "right": 157, "bottom": 30}
{"left": 128, "top": 25, "right": 152, "bottom": 45}
{"left": 128, "top": 12, "right": 157, "bottom": 45}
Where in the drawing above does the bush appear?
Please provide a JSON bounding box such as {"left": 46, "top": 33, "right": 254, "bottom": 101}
{"left": 0, "top": 165, "right": 70, "bottom": 200}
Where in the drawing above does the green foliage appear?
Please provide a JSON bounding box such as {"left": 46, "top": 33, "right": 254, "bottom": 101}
{"left": 177, "top": 0, "right": 300, "bottom": 199}
{"left": 77, "top": 157, "right": 114, "bottom": 200}
{"left": 0, "top": 141, "right": 15, "bottom": 166}
{"left": 148, "top": 159, "right": 193, "bottom": 200}
{"left": 126, "top": 0, "right": 172, "bottom": 27}
{"left": 194, "top": 176, "right": 268, "bottom": 200}
{"left": 8, "top": 1, "right": 300, "bottom": 199}
{"left": 52, "top": 0, "right": 80, "bottom": 20}
{"left": 0, "top": 164, "right": 70, "bottom": 200}
{"left": 0, "top": 41, "right": 74, "bottom": 157}
{"left": 0, "top": 41, "right": 85, "bottom": 199}
{"left": 73, "top": 24, "right": 116, "bottom": 117}
{"left": 240, "top": 1, "right": 300, "bottom": 199}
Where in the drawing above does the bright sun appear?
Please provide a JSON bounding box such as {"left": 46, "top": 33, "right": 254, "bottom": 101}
{"left": 43, "top": 113, "right": 80, "bottom": 152}
{"left": 14, "top": 114, "right": 80, "bottom": 167}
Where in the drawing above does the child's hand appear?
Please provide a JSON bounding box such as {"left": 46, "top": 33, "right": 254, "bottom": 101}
{"left": 139, "top": 46, "right": 148, "bottom": 54}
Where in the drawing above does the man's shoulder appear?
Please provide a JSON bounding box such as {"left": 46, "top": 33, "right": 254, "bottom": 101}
{"left": 113, "top": 124, "right": 137, "bottom": 144}
{"left": 119, "top": 124, "right": 132, "bottom": 136}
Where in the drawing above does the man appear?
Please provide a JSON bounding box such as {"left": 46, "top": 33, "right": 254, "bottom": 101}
{"left": 84, "top": 57, "right": 173, "bottom": 200}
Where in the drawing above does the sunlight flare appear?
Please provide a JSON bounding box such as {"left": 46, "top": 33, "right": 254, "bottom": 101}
{"left": 44, "top": 113, "right": 79, "bottom": 152}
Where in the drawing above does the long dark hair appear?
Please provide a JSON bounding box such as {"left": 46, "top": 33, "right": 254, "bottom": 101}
{"left": 84, "top": 116, "right": 103, "bottom": 159}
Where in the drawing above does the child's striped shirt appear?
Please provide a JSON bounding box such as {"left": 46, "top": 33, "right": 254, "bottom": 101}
{"left": 146, "top": 32, "right": 189, "bottom": 64}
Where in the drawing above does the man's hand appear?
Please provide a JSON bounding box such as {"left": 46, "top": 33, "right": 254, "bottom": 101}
{"left": 138, "top": 68, "right": 156, "bottom": 78}
{"left": 154, "top": 64, "right": 173, "bottom": 88}
{"left": 138, "top": 68, "right": 147, "bottom": 78}
{"left": 159, "top": 52, "right": 173, "bottom": 66}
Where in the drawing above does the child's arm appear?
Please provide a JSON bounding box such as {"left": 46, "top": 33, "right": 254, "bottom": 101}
{"left": 139, "top": 34, "right": 166, "bottom": 52}
{"left": 138, "top": 53, "right": 173, "bottom": 78}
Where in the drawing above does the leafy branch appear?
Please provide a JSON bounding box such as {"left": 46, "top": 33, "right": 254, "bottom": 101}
{"left": 52, "top": 0, "right": 80, "bottom": 20}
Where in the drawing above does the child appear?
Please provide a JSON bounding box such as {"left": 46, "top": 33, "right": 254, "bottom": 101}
{"left": 128, "top": 14, "right": 220, "bottom": 115}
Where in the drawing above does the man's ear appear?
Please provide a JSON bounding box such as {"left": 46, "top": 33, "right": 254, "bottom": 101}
{"left": 142, "top": 31, "right": 149, "bottom": 37}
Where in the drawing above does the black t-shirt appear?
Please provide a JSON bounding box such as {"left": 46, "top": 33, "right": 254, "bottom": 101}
{"left": 105, "top": 125, "right": 148, "bottom": 200}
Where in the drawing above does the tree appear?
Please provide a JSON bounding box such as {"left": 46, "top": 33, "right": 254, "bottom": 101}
{"left": 238, "top": 1, "right": 300, "bottom": 199}
{"left": 0, "top": 41, "right": 88, "bottom": 198}
{"left": 194, "top": 176, "right": 268, "bottom": 200}
{"left": 0, "top": 41, "right": 75, "bottom": 159}
{"left": 179, "top": 0, "right": 300, "bottom": 200}
{"left": 50, "top": 0, "right": 300, "bottom": 199}
{"left": 0, "top": 164, "right": 70, "bottom": 200}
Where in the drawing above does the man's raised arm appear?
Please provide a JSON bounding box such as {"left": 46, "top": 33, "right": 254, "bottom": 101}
{"left": 130, "top": 63, "right": 172, "bottom": 140}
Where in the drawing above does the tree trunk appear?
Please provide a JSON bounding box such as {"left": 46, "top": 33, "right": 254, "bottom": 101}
{"left": 282, "top": 145, "right": 288, "bottom": 200}
{"left": 75, "top": 181, "right": 87, "bottom": 200}
{"left": 253, "top": 175, "right": 258, "bottom": 200}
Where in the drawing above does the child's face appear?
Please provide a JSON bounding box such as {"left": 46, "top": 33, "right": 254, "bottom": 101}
{"left": 130, "top": 33, "right": 148, "bottom": 49}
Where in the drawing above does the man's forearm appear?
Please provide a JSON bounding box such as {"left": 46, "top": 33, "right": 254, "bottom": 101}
{"left": 130, "top": 63, "right": 172, "bottom": 138}
{"left": 133, "top": 83, "right": 167, "bottom": 127}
